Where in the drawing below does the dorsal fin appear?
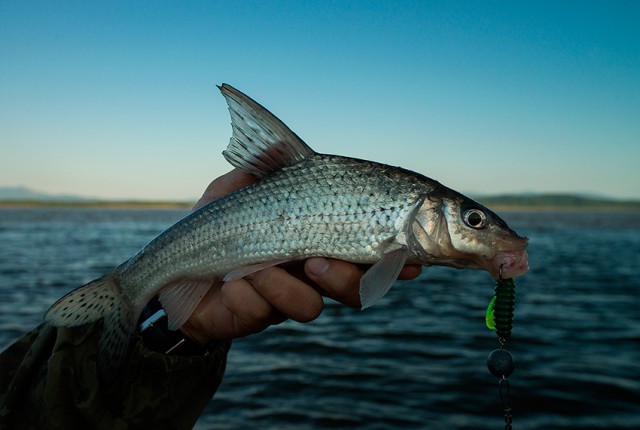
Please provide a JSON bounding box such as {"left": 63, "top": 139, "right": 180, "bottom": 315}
{"left": 219, "top": 84, "right": 315, "bottom": 178}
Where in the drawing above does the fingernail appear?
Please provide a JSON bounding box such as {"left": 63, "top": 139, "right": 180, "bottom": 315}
{"left": 307, "top": 258, "right": 330, "bottom": 277}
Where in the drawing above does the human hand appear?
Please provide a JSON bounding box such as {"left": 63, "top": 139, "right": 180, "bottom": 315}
{"left": 180, "top": 169, "right": 422, "bottom": 345}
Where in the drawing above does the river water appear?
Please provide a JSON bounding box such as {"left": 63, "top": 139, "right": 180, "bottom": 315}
{"left": 0, "top": 207, "right": 638, "bottom": 429}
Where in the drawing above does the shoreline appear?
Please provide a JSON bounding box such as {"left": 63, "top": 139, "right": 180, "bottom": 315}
{"left": 1, "top": 201, "right": 639, "bottom": 212}
{"left": 488, "top": 205, "right": 640, "bottom": 212}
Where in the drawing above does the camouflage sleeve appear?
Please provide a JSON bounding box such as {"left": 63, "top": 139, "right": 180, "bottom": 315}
{"left": 0, "top": 323, "right": 231, "bottom": 429}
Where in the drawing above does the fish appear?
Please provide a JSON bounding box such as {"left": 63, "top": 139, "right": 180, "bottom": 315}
{"left": 44, "top": 84, "right": 529, "bottom": 380}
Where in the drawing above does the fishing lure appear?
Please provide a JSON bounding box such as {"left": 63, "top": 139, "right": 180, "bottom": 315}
{"left": 485, "top": 277, "right": 516, "bottom": 340}
{"left": 486, "top": 268, "right": 517, "bottom": 430}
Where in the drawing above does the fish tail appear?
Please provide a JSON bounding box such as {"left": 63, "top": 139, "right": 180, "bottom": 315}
{"left": 44, "top": 274, "right": 136, "bottom": 383}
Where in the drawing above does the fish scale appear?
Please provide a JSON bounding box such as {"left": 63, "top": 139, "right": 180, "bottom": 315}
{"left": 117, "top": 155, "right": 429, "bottom": 305}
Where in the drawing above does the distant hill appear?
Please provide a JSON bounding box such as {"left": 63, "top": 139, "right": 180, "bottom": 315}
{"left": 0, "top": 186, "right": 91, "bottom": 202}
{"left": 0, "top": 186, "right": 191, "bottom": 208}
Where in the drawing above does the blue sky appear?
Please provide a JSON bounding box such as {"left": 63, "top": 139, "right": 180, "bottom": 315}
{"left": 1, "top": 1, "right": 638, "bottom": 200}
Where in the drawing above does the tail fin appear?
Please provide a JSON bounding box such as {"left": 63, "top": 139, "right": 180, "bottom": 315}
{"left": 44, "top": 275, "right": 136, "bottom": 383}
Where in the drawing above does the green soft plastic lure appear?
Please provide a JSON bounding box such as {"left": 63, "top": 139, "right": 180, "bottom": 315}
{"left": 485, "top": 277, "right": 516, "bottom": 340}
{"left": 486, "top": 275, "right": 518, "bottom": 427}
{"left": 485, "top": 295, "right": 497, "bottom": 330}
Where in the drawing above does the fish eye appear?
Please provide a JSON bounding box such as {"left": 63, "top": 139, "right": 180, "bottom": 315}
{"left": 463, "top": 209, "right": 488, "bottom": 229}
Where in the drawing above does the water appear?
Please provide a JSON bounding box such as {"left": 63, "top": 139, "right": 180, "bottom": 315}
{"left": 1, "top": 207, "right": 639, "bottom": 429}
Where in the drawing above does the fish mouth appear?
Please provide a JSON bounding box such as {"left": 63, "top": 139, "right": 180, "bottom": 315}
{"left": 484, "top": 250, "right": 529, "bottom": 279}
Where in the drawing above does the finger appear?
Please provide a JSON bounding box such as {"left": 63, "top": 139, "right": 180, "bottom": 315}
{"left": 182, "top": 279, "right": 286, "bottom": 343}
{"left": 180, "top": 281, "right": 236, "bottom": 343}
{"left": 193, "top": 169, "right": 257, "bottom": 210}
{"left": 399, "top": 264, "right": 422, "bottom": 280}
{"left": 246, "top": 267, "right": 324, "bottom": 323}
{"left": 304, "top": 258, "right": 364, "bottom": 308}
{"left": 220, "top": 278, "right": 284, "bottom": 333}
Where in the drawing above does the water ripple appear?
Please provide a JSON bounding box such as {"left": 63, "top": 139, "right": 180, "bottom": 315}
{"left": 1, "top": 208, "right": 639, "bottom": 429}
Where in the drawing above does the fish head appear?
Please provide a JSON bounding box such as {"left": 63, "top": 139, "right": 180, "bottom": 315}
{"left": 410, "top": 188, "right": 528, "bottom": 279}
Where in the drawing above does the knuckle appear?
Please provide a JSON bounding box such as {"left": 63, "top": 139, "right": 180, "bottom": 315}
{"left": 250, "top": 267, "right": 325, "bottom": 322}
{"left": 248, "top": 267, "right": 276, "bottom": 290}
{"left": 222, "top": 279, "right": 274, "bottom": 323}
{"left": 235, "top": 317, "right": 267, "bottom": 336}
{"left": 323, "top": 273, "right": 362, "bottom": 306}
{"left": 245, "top": 302, "right": 273, "bottom": 323}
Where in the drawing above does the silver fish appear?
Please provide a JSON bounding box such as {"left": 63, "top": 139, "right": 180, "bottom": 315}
{"left": 45, "top": 84, "right": 529, "bottom": 378}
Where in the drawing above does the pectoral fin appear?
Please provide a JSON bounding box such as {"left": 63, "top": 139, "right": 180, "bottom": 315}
{"left": 359, "top": 246, "right": 409, "bottom": 309}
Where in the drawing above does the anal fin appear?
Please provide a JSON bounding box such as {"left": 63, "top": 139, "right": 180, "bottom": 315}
{"left": 158, "top": 280, "right": 213, "bottom": 330}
